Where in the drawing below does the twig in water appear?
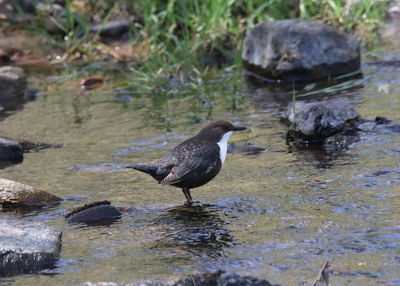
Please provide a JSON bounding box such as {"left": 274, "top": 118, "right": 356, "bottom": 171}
{"left": 311, "top": 260, "right": 330, "bottom": 286}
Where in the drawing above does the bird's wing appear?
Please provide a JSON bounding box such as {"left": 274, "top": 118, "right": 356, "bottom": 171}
{"left": 160, "top": 155, "right": 213, "bottom": 186}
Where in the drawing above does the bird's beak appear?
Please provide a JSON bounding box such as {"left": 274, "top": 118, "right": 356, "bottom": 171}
{"left": 234, "top": 126, "right": 247, "bottom": 131}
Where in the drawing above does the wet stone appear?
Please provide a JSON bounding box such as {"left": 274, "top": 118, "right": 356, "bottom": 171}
{"left": 0, "top": 66, "right": 27, "bottom": 98}
{"left": 11, "top": 0, "right": 37, "bottom": 14}
{"left": 372, "top": 116, "right": 400, "bottom": 133}
{"left": 283, "top": 101, "right": 360, "bottom": 143}
{"left": 0, "top": 219, "right": 62, "bottom": 277}
{"left": 357, "top": 117, "right": 400, "bottom": 134}
{"left": 0, "top": 49, "right": 12, "bottom": 66}
{"left": 0, "top": 138, "right": 23, "bottom": 163}
{"left": 23, "top": 87, "right": 42, "bottom": 102}
{"left": 116, "top": 95, "right": 134, "bottom": 102}
{"left": 173, "top": 271, "right": 277, "bottom": 286}
{"left": 81, "top": 271, "right": 278, "bottom": 286}
{"left": 242, "top": 19, "right": 360, "bottom": 82}
{"left": 0, "top": 178, "right": 62, "bottom": 208}
{"left": 17, "top": 138, "right": 63, "bottom": 152}
{"left": 324, "top": 130, "right": 360, "bottom": 151}
{"left": 228, "top": 142, "right": 266, "bottom": 155}
{"left": 35, "top": 2, "right": 78, "bottom": 35}
{"left": 90, "top": 20, "right": 130, "bottom": 39}
{"left": 65, "top": 200, "right": 121, "bottom": 225}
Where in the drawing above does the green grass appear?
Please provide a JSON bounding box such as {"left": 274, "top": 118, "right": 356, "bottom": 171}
{"left": 129, "top": 0, "right": 389, "bottom": 83}
{"left": 300, "top": 0, "right": 388, "bottom": 43}
{"left": 11, "top": 0, "right": 391, "bottom": 81}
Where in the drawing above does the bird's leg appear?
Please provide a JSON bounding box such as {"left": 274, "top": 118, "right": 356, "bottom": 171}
{"left": 182, "top": 187, "right": 193, "bottom": 205}
{"left": 187, "top": 189, "right": 193, "bottom": 201}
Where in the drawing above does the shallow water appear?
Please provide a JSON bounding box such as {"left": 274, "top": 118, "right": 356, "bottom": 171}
{"left": 0, "top": 47, "right": 400, "bottom": 286}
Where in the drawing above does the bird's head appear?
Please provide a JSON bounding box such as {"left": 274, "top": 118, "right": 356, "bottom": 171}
{"left": 197, "top": 120, "right": 247, "bottom": 142}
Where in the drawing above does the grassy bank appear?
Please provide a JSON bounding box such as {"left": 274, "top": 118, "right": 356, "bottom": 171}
{"left": 12, "top": 0, "right": 390, "bottom": 80}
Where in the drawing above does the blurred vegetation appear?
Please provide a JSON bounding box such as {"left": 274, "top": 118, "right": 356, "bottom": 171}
{"left": 10, "top": 0, "right": 390, "bottom": 83}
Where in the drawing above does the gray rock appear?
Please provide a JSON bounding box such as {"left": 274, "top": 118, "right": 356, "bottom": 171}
{"left": 82, "top": 283, "right": 133, "bottom": 286}
{"left": 0, "top": 178, "right": 62, "bottom": 207}
{"left": 17, "top": 138, "right": 62, "bottom": 152}
{"left": 242, "top": 19, "right": 360, "bottom": 82}
{"left": 90, "top": 20, "right": 130, "bottom": 38}
{"left": 0, "top": 66, "right": 27, "bottom": 98}
{"left": 65, "top": 201, "right": 121, "bottom": 225}
{"left": 81, "top": 271, "right": 277, "bottom": 286}
{"left": 283, "top": 101, "right": 360, "bottom": 142}
{"left": 0, "top": 219, "right": 62, "bottom": 277}
{"left": 228, "top": 143, "right": 266, "bottom": 155}
{"left": 35, "top": 2, "right": 78, "bottom": 35}
{"left": 0, "top": 49, "right": 12, "bottom": 66}
{"left": 13, "top": 0, "right": 40, "bottom": 14}
{"left": 116, "top": 95, "right": 134, "bottom": 102}
{"left": 174, "top": 271, "right": 276, "bottom": 286}
{"left": 323, "top": 130, "right": 360, "bottom": 151}
{"left": 0, "top": 138, "right": 23, "bottom": 162}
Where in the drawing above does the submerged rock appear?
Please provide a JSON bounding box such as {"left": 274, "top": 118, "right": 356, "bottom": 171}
{"left": 81, "top": 270, "right": 278, "bottom": 286}
{"left": 65, "top": 200, "right": 121, "bottom": 225}
{"left": 0, "top": 66, "right": 27, "bottom": 98}
{"left": 174, "top": 270, "right": 276, "bottom": 286}
{"left": 323, "top": 129, "right": 360, "bottom": 151}
{"left": 23, "top": 87, "right": 42, "bottom": 102}
{"left": 0, "top": 178, "right": 62, "bottom": 208}
{"left": 242, "top": 19, "right": 360, "bottom": 82}
{"left": 283, "top": 101, "right": 360, "bottom": 143}
{"left": 16, "top": 138, "right": 63, "bottom": 152}
{"left": 0, "top": 49, "right": 12, "bottom": 66}
{"left": 0, "top": 138, "right": 23, "bottom": 162}
{"left": 0, "top": 219, "right": 61, "bottom": 277}
{"left": 373, "top": 116, "right": 400, "bottom": 133}
{"left": 228, "top": 143, "right": 266, "bottom": 155}
{"left": 357, "top": 116, "right": 400, "bottom": 134}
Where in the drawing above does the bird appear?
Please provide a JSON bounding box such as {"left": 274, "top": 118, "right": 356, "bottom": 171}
{"left": 127, "top": 120, "right": 247, "bottom": 205}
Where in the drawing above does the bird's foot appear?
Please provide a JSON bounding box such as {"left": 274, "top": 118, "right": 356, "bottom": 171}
{"left": 184, "top": 200, "right": 193, "bottom": 207}
{"left": 183, "top": 200, "right": 204, "bottom": 208}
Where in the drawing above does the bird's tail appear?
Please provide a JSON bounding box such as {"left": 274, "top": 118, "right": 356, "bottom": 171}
{"left": 126, "top": 163, "right": 158, "bottom": 177}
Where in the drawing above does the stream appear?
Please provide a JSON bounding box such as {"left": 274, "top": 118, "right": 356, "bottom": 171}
{"left": 0, "top": 45, "right": 399, "bottom": 286}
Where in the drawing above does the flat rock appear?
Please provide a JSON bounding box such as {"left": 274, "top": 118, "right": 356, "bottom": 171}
{"left": 283, "top": 101, "right": 360, "bottom": 142}
{"left": 0, "top": 66, "right": 27, "bottom": 97}
{"left": 0, "top": 178, "right": 62, "bottom": 207}
{"left": 0, "top": 219, "right": 62, "bottom": 277}
{"left": 0, "top": 138, "right": 23, "bottom": 162}
{"left": 242, "top": 19, "right": 360, "bottom": 82}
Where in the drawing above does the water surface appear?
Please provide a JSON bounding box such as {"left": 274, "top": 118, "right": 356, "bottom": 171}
{"left": 0, "top": 48, "right": 400, "bottom": 286}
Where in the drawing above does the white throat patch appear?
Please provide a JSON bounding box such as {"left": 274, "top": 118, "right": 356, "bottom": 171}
{"left": 217, "top": 131, "right": 233, "bottom": 164}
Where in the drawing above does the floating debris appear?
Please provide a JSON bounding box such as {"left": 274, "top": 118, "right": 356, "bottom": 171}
{"left": 311, "top": 261, "right": 330, "bottom": 286}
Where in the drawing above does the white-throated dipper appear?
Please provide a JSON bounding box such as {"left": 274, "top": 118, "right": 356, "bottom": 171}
{"left": 127, "top": 120, "right": 247, "bottom": 205}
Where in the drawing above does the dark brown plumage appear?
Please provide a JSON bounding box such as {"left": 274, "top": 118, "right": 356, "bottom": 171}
{"left": 127, "top": 120, "right": 246, "bottom": 205}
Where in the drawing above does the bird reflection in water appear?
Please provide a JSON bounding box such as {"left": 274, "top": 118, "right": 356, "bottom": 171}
{"left": 150, "top": 204, "right": 233, "bottom": 259}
